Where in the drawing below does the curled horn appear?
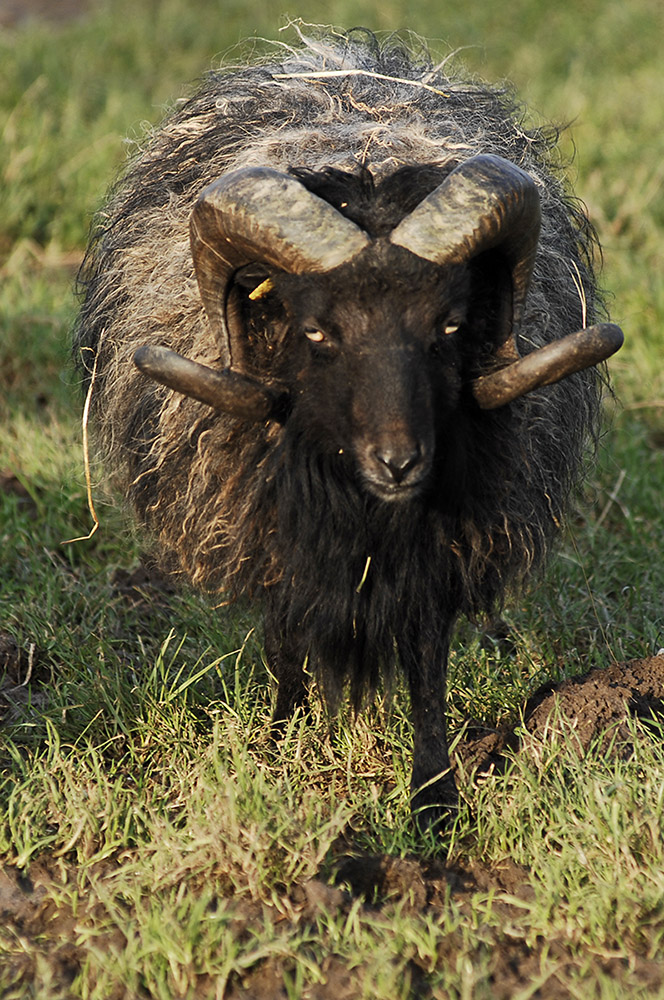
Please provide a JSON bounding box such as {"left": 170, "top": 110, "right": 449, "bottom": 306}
{"left": 392, "top": 154, "right": 622, "bottom": 401}
{"left": 472, "top": 323, "right": 624, "bottom": 409}
{"left": 135, "top": 161, "right": 621, "bottom": 418}
{"left": 134, "top": 167, "right": 370, "bottom": 422}
{"left": 390, "top": 154, "right": 541, "bottom": 351}
{"left": 133, "top": 345, "right": 288, "bottom": 422}
{"left": 189, "top": 166, "right": 370, "bottom": 369}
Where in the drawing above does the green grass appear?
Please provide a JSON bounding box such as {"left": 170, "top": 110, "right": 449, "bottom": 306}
{"left": 1, "top": 0, "right": 663, "bottom": 996}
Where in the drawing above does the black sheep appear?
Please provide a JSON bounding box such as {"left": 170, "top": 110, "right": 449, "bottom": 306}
{"left": 75, "top": 31, "right": 622, "bottom": 828}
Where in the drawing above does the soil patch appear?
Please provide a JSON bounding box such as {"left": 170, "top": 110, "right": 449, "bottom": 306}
{"left": 0, "top": 632, "right": 51, "bottom": 725}
{"left": 109, "top": 562, "right": 178, "bottom": 612}
{"left": 0, "top": 858, "right": 122, "bottom": 992}
{"left": 0, "top": 0, "right": 90, "bottom": 28}
{"left": 453, "top": 654, "right": 664, "bottom": 777}
{"left": 0, "top": 470, "right": 38, "bottom": 517}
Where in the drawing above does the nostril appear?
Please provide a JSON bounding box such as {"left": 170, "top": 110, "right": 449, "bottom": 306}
{"left": 373, "top": 442, "right": 422, "bottom": 484}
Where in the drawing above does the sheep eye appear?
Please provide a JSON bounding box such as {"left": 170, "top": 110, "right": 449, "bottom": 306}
{"left": 305, "top": 328, "right": 326, "bottom": 343}
{"left": 430, "top": 317, "right": 463, "bottom": 357}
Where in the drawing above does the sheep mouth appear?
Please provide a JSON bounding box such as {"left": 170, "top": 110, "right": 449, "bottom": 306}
{"left": 362, "top": 476, "right": 427, "bottom": 503}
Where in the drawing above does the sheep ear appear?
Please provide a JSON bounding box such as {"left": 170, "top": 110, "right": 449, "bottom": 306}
{"left": 390, "top": 154, "right": 541, "bottom": 346}
{"left": 133, "top": 345, "right": 289, "bottom": 422}
{"left": 189, "top": 167, "right": 370, "bottom": 371}
{"left": 466, "top": 249, "right": 518, "bottom": 355}
{"left": 471, "top": 323, "right": 624, "bottom": 409}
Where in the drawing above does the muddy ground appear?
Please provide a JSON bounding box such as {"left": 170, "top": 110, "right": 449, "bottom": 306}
{"left": 3, "top": 645, "right": 664, "bottom": 997}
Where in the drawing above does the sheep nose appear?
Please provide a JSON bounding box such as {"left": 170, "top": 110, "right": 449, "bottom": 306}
{"left": 372, "top": 442, "right": 423, "bottom": 485}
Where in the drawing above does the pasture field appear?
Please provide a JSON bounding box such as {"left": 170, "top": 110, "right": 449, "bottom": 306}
{"left": 1, "top": 0, "right": 663, "bottom": 996}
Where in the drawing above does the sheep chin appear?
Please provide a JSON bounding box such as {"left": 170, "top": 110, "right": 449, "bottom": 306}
{"left": 361, "top": 475, "right": 428, "bottom": 504}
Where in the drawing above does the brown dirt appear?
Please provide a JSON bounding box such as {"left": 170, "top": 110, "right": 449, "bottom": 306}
{"left": 3, "top": 846, "right": 662, "bottom": 999}
{"left": 0, "top": 0, "right": 90, "bottom": 28}
{"left": 0, "top": 632, "right": 52, "bottom": 725}
{"left": 0, "top": 470, "right": 38, "bottom": 517}
{"left": 452, "top": 654, "right": 664, "bottom": 780}
{"left": 3, "top": 654, "right": 664, "bottom": 997}
{"left": 109, "top": 562, "right": 178, "bottom": 611}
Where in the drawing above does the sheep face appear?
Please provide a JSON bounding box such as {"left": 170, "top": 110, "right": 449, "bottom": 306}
{"left": 242, "top": 249, "right": 477, "bottom": 502}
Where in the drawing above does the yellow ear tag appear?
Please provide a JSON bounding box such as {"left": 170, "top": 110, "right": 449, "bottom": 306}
{"left": 248, "top": 278, "right": 274, "bottom": 301}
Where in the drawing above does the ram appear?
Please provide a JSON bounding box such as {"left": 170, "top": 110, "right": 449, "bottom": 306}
{"left": 75, "top": 32, "right": 622, "bottom": 829}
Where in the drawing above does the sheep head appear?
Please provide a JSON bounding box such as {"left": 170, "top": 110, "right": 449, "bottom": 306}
{"left": 134, "top": 155, "right": 623, "bottom": 489}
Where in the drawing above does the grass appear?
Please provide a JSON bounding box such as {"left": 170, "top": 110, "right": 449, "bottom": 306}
{"left": 1, "top": 0, "right": 663, "bottom": 996}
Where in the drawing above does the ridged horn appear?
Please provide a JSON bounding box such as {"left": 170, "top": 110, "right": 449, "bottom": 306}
{"left": 189, "top": 166, "right": 370, "bottom": 368}
{"left": 133, "top": 345, "right": 288, "bottom": 423}
{"left": 471, "top": 323, "right": 624, "bottom": 409}
{"left": 390, "top": 154, "right": 541, "bottom": 347}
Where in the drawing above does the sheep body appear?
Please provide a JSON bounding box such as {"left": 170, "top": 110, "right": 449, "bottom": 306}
{"left": 76, "top": 32, "right": 606, "bottom": 824}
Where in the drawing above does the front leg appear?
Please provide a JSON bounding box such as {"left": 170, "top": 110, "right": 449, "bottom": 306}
{"left": 398, "top": 623, "right": 458, "bottom": 832}
{"left": 263, "top": 593, "right": 310, "bottom": 728}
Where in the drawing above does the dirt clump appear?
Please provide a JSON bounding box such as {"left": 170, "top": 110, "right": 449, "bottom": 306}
{"left": 0, "top": 862, "right": 82, "bottom": 990}
{"left": 523, "top": 655, "right": 664, "bottom": 748}
{"left": 332, "top": 852, "right": 533, "bottom": 913}
{"left": 454, "top": 654, "right": 664, "bottom": 776}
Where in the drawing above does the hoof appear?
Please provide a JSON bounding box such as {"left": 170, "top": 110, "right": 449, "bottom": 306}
{"left": 411, "top": 776, "right": 459, "bottom": 835}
